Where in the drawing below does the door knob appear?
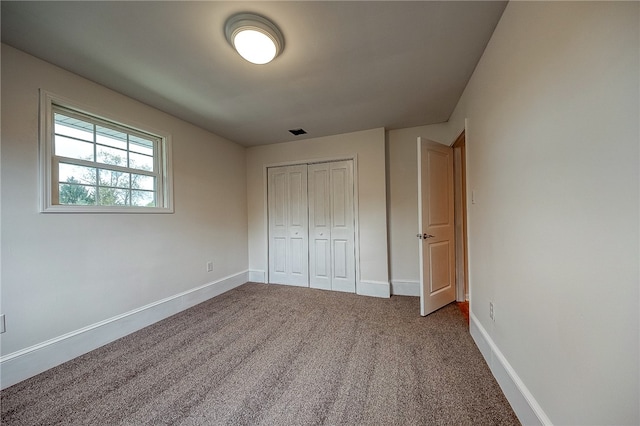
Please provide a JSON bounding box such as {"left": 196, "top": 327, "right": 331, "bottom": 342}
{"left": 424, "top": 233, "right": 435, "bottom": 239}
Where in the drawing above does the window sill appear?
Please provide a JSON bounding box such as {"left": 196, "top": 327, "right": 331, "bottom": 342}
{"left": 41, "top": 205, "right": 174, "bottom": 214}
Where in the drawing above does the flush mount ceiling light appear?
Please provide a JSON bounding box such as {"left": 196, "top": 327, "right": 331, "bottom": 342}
{"left": 224, "top": 13, "right": 284, "bottom": 65}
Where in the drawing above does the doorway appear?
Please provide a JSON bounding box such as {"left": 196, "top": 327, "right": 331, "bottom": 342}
{"left": 267, "top": 160, "right": 356, "bottom": 293}
{"left": 452, "top": 131, "right": 468, "bottom": 302}
{"left": 417, "top": 138, "right": 456, "bottom": 316}
{"left": 417, "top": 131, "right": 469, "bottom": 316}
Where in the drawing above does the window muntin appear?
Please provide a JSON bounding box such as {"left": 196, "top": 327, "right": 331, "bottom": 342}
{"left": 40, "top": 91, "right": 173, "bottom": 213}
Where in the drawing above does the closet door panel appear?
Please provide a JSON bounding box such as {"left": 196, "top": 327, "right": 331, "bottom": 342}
{"left": 268, "top": 168, "right": 288, "bottom": 284}
{"left": 273, "top": 238, "right": 287, "bottom": 274}
{"left": 288, "top": 167, "right": 308, "bottom": 284}
{"left": 332, "top": 167, "right": 347, "bottom": 226}
{"left": 308, "top": 164, "right": 332, "bottom": 290}
{"left": 330, "top": 161, "right": 356, "bottom": 293}
{"left": 268, "top": 165, "right": 308, "bottom": 286}
{"left": 333, "top": 239, "right": 348, "bottom": 279}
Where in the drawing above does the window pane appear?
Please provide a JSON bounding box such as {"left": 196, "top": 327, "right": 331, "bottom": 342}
{"left": 59, "top": 163, "right": 97, "bottom": 185}
{"left": 98, "top": 169, "right": 130, "bottom": 189}
{"left": 96, "top": 145, "right": 127, "bottom": 167}
{"left": 55, "top": 136, "right": 94, "bottom": 161}
{"left": 98, "top": 187, "right": 129, "bottom": 206}
{"left": 131, "top": 190, "right": 156, "bottom": 207}
{"left": 129, "top": 152, "right": 154, "bottom": 171}
{"left": 96, "top": 125, "right": 127, "bottom": 150}
{"left": 46, "top": 102, "right": 170, "bottom": 212}
{"left": 129, "top": 135, "right": 154, "bottom": 156}
{"left": 131, "top": 174, "right": 154, "bottom": 191}
{"left": 58, "top": 183, "right": 96, "bottom": 205}
{"left": 54, "top": 113, "right": 93, "bottom": 142}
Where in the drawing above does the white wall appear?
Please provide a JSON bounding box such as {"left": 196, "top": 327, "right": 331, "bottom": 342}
{"left": 246, "top": 128, "right": 389, "bottom": 296}
{"left": 448, "top": 2, "right": 639, "bottom": 425}
{"left": 0, "top": 45, "right": 248, "bottom": 382}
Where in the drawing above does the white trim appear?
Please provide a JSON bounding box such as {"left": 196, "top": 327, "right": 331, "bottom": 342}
{"left": 390, "top": 280, "right": 420, "bottom": 296}
{"left": 357, "top": 280, "right": 390, "bottom": 298}
{"left": 416, "top": 137, "right": 426, "bottom": 315}
{"left": 267, "top": 281, "right": 308, "bottom": 288}
{"left": 351, "top": 156, "right": 361, "bottom": 296}
{"left": 469, "top": 311, "right": 552, "bottom": 426}
{"left": 262, "top": 164, "right": 270, "bottom": 281}
{"left": 0, "top": 271, "right": 249, "bottom": 390}
{"left": 249, "top": 270, "right": 266, "bottom": 283}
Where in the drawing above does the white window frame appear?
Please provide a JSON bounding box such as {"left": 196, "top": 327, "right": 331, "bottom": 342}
{"left": 39, "top": 90, "right": 174, "bottom": 213}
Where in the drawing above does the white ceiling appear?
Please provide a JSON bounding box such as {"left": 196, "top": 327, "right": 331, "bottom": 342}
{"left": 1, "top": 1, "right": 507, "bottom": 146}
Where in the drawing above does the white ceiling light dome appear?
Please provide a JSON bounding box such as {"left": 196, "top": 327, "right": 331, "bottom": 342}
{"left": 225, "top": 13, "right": 284, "bottom": 65}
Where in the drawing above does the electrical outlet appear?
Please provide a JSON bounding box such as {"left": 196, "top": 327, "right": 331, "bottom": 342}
{"left": 489, "top": 302, "right": 495, "bottom": 321}
{"left": 206, "top": 261, "right": 214, "bottom": 272}
{"left": 0, "top": 314, "right": 5, "bottom": 333}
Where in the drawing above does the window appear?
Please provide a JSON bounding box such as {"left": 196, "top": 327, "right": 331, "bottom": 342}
{"left": 40, "top": 91, "right": 173, "bottom": 213}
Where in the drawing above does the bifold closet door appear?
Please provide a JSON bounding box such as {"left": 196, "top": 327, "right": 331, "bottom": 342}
{"left": 268, "top": 165, "right": 309, "bottom": 286}
{"left": 308, "top": 160, "right": 355, "bottom": 293}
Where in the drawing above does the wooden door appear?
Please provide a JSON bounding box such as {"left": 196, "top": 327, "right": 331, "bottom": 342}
{"left": 268, "top": 165, "right": 309, "bottom": 286}
{"left": 417, "top": 138, "right": 455, "bottom": 316}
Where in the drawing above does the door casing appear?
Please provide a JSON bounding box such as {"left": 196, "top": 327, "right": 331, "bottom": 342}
{"left": 452, "top": 131, "right": 469, "bottom": 302}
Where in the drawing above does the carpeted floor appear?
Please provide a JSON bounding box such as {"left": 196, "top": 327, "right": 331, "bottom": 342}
{"left": 1, "top": 283, "right": 519, "bottom": 425}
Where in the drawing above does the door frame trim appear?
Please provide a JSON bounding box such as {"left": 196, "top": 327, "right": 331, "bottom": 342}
{"left": 262, "top": 155, "right": 360, "bottom": 292}
{"left": 452, "top": 130, "right": 469, "bottom": 302}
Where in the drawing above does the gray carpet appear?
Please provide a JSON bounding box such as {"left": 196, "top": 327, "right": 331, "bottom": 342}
{"left": 1, "top": 283, "right": 520, "bottom": 425}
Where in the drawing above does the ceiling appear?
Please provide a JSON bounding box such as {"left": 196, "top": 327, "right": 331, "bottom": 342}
{"left": 1, "top": 1, "right": 507, "bottom": 147}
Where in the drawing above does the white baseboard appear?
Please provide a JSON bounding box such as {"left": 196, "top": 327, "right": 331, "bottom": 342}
{"left": 0, "top": 271, "right": 249, "bottom": 390}
{"left": 390, "top": 280, "right": 419, "bottom": 296}
{"left": 357, "top": 280, "right": 390, "bottom": 298}
{"left": 469, "top": 311, "right": 552, "bottom": 426}
{"left": 249, "top": 269, "right": 266, "bottom": 283}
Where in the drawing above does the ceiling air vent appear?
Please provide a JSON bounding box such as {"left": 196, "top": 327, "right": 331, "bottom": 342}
{"left": 288, "top": 128, "right": 307, "bottom": 136}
